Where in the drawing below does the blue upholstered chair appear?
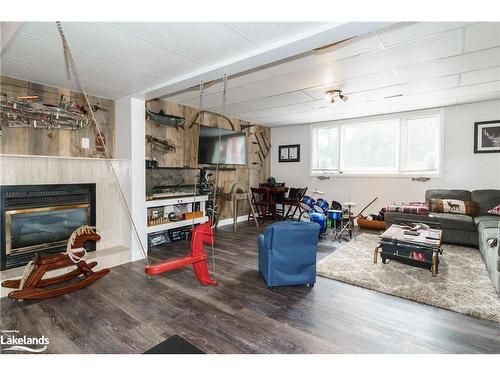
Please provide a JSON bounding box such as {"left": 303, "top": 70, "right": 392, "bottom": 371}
{"left": 257, "top": 221, "right": 320, "bottom": 289}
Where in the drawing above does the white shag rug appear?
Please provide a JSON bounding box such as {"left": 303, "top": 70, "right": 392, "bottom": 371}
{"left": 317, "top": 233, "right": 500, "bottom": 322}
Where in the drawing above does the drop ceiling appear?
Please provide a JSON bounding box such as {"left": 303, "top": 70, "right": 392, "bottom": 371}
{"left": 1, "top": 22, "right": 500, "bottom": 126}
{"left": 164, "top": 22, "right": 500, "bottom": 126}
{"left": 0, "top": 21, "right": 328, "bottom": 99}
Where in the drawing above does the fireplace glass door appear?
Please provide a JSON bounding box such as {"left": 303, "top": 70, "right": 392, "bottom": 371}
{"left": 5, "top": 204, "right": 90, "bottom": 255}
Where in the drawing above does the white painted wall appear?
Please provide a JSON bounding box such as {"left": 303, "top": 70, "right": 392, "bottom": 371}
{"left": 271, "top": 100, "right": 500, "bottom": 214}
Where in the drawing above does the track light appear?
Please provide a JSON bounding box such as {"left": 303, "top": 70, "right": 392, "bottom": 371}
{"left": 324, "top": 89, "right": 348, "bottom": 105}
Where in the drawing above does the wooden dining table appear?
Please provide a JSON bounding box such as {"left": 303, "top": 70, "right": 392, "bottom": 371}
{"left": 259, "top": 185, "right": 289, "bottom": 220}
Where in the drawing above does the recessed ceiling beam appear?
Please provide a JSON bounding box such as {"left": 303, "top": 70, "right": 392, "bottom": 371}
{"left": 133, "top": 22, "right": 395, "bottom": 100}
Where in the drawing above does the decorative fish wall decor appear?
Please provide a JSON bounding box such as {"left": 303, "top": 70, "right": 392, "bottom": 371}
{"left": 145, "top": 107, "right": 185, "bottom": 127}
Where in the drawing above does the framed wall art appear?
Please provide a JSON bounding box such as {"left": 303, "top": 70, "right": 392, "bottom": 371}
{"left": 474, "top": 120, "right": 500, "bottom": 154}
{"left": 278, "top": 144, "right": 300, "bottom": 162}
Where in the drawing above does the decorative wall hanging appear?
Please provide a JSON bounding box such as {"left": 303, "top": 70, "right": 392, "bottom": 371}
{"left": 474, "top": 120, "right": 500, "bottom": 153}
{"left": 0, "top": 93, "right": 90, "bottom": 130}
{"left": 278, "top": 144, "right": 300, "bottom": 162}
{"left": 95, "top": 130, "right": 106, "bottom": 155}
{"left": 145, "top": 106, "right": 185, "bottom": 127}
{"left": 145, "top": 134, "right": 176, "bottom": 153}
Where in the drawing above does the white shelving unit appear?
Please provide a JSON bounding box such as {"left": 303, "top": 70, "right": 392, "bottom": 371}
{"left": 145, "top": 195, "right": 209, "bottom": 208}
{"left": 145, "top": 195, "right": 209, "bottom": 235}
{"left": 146, "top": 216, "right": 208, "bottom": 234}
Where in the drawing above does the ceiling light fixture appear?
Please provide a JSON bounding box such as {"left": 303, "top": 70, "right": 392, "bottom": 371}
{"left": 325, "top": 89, "right": 348, "bottom": 105}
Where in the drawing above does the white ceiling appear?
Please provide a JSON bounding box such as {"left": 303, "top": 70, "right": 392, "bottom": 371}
{"left": 1, "top": 22, "right": 499, "bottom": 126}
{"left": 164, "top": 22, "right": 500, "bottom": 126}
{"left": 0, "top": 21, "right": 327, "bottom": 99}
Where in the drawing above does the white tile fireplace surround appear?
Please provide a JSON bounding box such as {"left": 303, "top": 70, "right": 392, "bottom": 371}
{"left": 0, "top": 154, "right": 131, "bottom": 297}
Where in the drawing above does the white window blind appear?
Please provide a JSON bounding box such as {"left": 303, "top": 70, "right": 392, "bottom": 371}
{"left": 311, "top": 126, "right": 339, "bottom": 173}
{"left": 340, "top": 120, "right": 399, "bottom": 172}
{"left": 401, "top": 116, "right": 439, "bottom": 172}
{"left": 310, "top": 110, "right": 442, "bottom": 176}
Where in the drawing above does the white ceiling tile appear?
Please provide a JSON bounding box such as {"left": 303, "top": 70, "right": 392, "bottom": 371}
{"left": 266, "top": 54, "right": 324, "bottom": 76}
{"left": 402, "top": 75, "right": 459, "bottom": 95}
{"left": 241, "top": 99, "right": 329, "bottom": 120}
{"left": 301, "top": 70, "right": 398, "bottom": 100}
{"left": 224, "top": 22, "right": 326, "bottom": 44}
{"left": 242, "top": 91, "right": 313, "bottom": 111}
{"left": 340, "top": 70, "right": 399, "bottom": 93}
{"left": 301, "top": 87, "right": 329, "bottom": 100}
{"left": 263, "top": 34, "right": 382, "bottom": 76}
{"left": 460, "top": 66, "right": 500, "bottom": 86}
{"left": 2, "top": 35, "right": 159, "bottom": 96}
{"left": 244, "top": 65, "right": 336, "bottom": 96}
{"left": 23, "top": 22, "right": 200, "bottom": 79}
{"left": 0, "top": 58, "right": 122, "bottom": 99}
{"left": 202, "top": 69, "right": 276, "bottom": 94}
{"left": 378, "top": 22, "right": 472, "bottom": 47}
{"left": 183, "top": 87, "right": 261, "bottom": 108}
{"left": 206, "top": 103, "right": 252, "bottom": 114}
{"left": 464, "top": 23, "right": 500, "bottom": 53}
{"left": 109, "top": 22, "right": 255, "bottom": 65}
{"left": 164, "top": 89, "right": 200, "bottom": 104}
{"left": 359, "top": 85, "right": 403, "bottom": 101}
{"left": 396, "top": 47, "right": 500, "bottom": 83}
{"left": 329, "top": 29, "right": 464, "bottom": 79}
{"left": 407, "top": 81, "right": 500, "bottom": 102}
{"left": 317, "top": 35, "right": 383, "bottom": 62}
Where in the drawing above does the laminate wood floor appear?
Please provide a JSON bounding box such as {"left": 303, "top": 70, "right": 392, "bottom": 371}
{"left": 1, "top": 222, "right": 499, "bottom": 354}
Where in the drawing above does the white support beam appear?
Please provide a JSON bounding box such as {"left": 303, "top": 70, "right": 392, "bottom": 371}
{"left": 115, "top": 96, "right": 147, "bottom": 261}
{"left": 134, "top": 22, "right": 394, "bottom": 100}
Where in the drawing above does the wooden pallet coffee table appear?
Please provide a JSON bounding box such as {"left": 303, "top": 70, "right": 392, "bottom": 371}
{"left": 373, "top": 225, "right": 443, "bottom": 276}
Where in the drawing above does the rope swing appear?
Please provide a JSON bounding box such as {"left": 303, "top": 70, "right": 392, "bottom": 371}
{"left": 55, "top": 22, "right": 223, "bottom": 286}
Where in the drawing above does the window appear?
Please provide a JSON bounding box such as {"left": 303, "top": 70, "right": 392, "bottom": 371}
{"left": 340, "top": 119, "right": 399, "bottom": 172}
{"left": 310, "top": 110, "right": 442, "bottom": 176}
{"left": 401, "top": 116, "right": 440, "bottom": 172}
{"left": 311, "top": 126, "right": 339, "bottom": 173}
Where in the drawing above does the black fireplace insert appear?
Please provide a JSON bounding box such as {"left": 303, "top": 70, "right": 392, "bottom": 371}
{"left": 0, "top": 184, "right": 96, "bottom": 270}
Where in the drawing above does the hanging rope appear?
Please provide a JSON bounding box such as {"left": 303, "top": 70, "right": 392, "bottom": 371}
{"left": 56, "top": 22, "right": 150, "bottom": 265}
{"left": 211, "top": 75, "right": 227, "bottom": 224}
{"left": 191, "top": 81, "right": 203, "bottom": 226}
{"left": 191, "top": 80, "right": 217, "bottom": 276}
{"left": 208, "top": 75, "right": 229, "bottom": 275}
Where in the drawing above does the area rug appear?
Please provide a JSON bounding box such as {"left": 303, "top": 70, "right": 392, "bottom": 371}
{"left": 144, "top": 335, "right": 205, "bottom": 354}
{"left": 317, "top": 234, "right": 500, "bottom": 322}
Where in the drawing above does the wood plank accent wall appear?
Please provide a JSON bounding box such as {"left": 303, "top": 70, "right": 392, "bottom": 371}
{"left": 146, "top": 99, "right": 271, "bottom": 220}
{"left": 0, "top": 76, "right": 115, "bottom": 158}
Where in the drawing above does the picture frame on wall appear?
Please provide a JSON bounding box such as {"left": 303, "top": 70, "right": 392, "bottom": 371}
{"left": 474, "top": 120, "right": 500, "bottom": 153}
{"left": 278, "top": 144, "right": 300, "bottom": 162}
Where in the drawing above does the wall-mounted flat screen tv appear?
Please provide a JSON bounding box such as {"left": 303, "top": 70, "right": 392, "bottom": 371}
{"left": 197, "top": 125, "right": 247, "bottom": 165}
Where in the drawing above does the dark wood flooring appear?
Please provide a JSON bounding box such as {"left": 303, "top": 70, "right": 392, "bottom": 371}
{"left": 1, "top": 222, "right": 499, "bottom": 354}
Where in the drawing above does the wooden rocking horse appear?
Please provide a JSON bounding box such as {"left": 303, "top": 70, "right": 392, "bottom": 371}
{"left": 1, "top": 226, "right": 109, "bottom": 300}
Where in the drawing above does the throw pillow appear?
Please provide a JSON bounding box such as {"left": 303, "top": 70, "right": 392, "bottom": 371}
{"left": 488, "top": 204, "right": 500, "bottom": 216}
{"left": 429, "top": 198, "right": 477, "bottom": 216}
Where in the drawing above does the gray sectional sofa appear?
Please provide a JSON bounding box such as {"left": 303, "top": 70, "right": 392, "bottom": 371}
{"left": 384, "top": 189, "right": 500, "bottom": 294}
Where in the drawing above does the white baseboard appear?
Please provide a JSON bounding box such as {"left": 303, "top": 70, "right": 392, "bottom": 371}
{"left": 217, "top": 215, "right": 250, "bottom": 227}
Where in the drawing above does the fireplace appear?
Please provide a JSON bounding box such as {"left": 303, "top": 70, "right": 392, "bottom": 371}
{"left": 1, "top": 184, "right": 96, "bottom": 270}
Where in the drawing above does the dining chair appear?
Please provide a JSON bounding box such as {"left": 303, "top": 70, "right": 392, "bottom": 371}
{"left": 249, "top": 187, "right": 273, "bottom": 222}
{"left": 283, "top": 187, "right": 308, "bottom": 220}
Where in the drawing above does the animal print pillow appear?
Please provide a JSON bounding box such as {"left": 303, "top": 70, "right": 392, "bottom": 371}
{"left": 488, "top": 204, "right": 500, "bottom": 216}
{"left": 429, "top": 198, "right": 477, "bottom": 216}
